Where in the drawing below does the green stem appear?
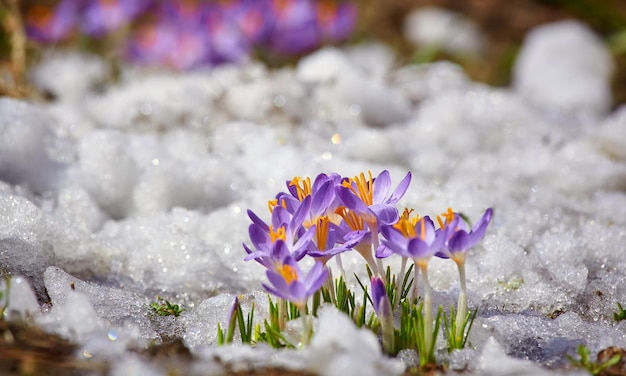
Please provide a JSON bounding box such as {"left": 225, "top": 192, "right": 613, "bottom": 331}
{"left": 410, "top": 261, "right": 419, "bottom": 303}
{"left": 394, "top": 256, "right": 408, "bottom": 307}
{"left": 278, "top": 298, "right": 288, "bottom": 331}
{"left": 454, "top": 261, "right": 467, "bottom": 345}
{"left": 323, "top": 268, "right": 336, "bottom": 305}
{"left": 420, "top": 262, "right": 433, "bottom": 357}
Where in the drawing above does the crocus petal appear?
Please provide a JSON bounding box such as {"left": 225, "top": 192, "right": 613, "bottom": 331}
{"left": 370, "top": 276, "right": 386, "bottom": 313}
{"left": 381, "top": 238, "right": 410, "bottom": 258}
{"left": 435, "top": 250, "right": 451, "bottom": 259}
{"left": 247, "top": 209, "right": 269, "bottom": 231}
{"left": 289, "top": 282, "right": 308, "bottom": 305}
{"left": 292, "top": 225, "right": 316, "bottom": 260}
{"left": 308, "top": 244, "right": 351, "bottom": 258}
{"left": 310, "top": 180, "right": 334, "bottom": 217}
{"left": 270, "top": 239, "right": 291, "bottom": 262}
{"left": 290, "top": 195, "right": 312, "bottom": 229}
{"left": 343, "top": 229, "right": 371, "bottom": 245}
{"left": 249, "top": 223, "right": 270, "bottom": 248}
{"left": 468, "top": 208, "right": 493, "bottom": 243}
{"left": 381, "top": 225, "right": 409, "bottom": 247}
{"left": 448, "top": 231, "right": 471, "bottom": 253}
{"left": 272, "top": 206, "right": 292, "bottom": 229}
{"left": 262, "top": 282, "right": 289, "bottom": 301}
{"left": 372, "top": 170, "right": 391, "bottom": 204}
{"left": 375, "top": 243, "right": 394, "bottom": 258}
{"left": 312, "top": 173, "right": 330, "bottom": 192}
{"left": 336, "top": 185, "right": 370, "bottom": 214}
{"left": 277, "top": 193, "right": 301, "bottom": 214}
{"left": 305, "top": 262, "right": 328, "bottom": 292}
{"left": 243, "top": 249, "right": 267, "bottom": 262}
{"left": 266, "top": 269, "right": 290, "bottom": 292}
{"left": 369, "top": 204, "right": 398, "bottom": 225}
{"left": 417, "top": 216, "right": 437, "bottom": 244}
{"left": 387, "top": 171, "right": 412, "bottom": 205}
{"left": 407, "top": 237, "right": 437, "bottom": 259}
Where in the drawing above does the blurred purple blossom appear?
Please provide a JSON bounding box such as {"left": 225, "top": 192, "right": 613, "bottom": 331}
{"left": 24, "top": 0, "right": 358, "bottom": 70}
{"left": 316, "top": 0, "right": 357, "bottom": 42}
{"left": 266, "top": 0, "right": 320, "bottom": 54}
{"left": 80, "top": 0, "right": 150, "bottom": 37}
{"left": 25, "top": 0, "right": 78, "bottom": 43}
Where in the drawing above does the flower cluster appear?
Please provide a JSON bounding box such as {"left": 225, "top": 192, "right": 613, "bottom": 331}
{"left": 243, "top": 170, "right": 493, "bottom": 356}
{"left": 23, "top": 0, "right": 357, "bottom": 70}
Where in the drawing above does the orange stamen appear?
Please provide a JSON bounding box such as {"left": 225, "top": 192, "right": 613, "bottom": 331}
{"left": 269, "top": 225, "right": 286, "bottom": 242}
{"left": 288, "top": 176, "right": 312, "bottom": 201}
{"left": 268, "top": 199, "right": 278, "bottom": 213}
{"left": 268, "top": 197, "right": 287, "bottom": 213}
{"left": 437, "top": 207, "right": 456, "bottom": 229}
{"left": 316, "top": 216, "right": 331, "bottom": 250}
{"left": 342, "top": 171, "right": 374, "bottom": 206}
{"left": 335, "top": 206, "right": 364, "bottom": 231}
{"left": 394, "top": 208, "right": 419, "bottom": 238}
{"left": 279, "top": 264, "right": 298, "bottom": 285}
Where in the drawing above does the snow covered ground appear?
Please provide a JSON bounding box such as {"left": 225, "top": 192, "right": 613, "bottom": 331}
{"left": 1, "top": 19, "right": 625, "bottom": 375}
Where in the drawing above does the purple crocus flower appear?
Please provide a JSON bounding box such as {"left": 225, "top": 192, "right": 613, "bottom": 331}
{"left": 435, "top": 207, "right": 493, "bottom": 345}
{"left": 279, "top": 174, "right": 339, "bottom": 229}
{"left": 80, "top": 0, "right": 150, "bottom": 37}
{"left": 201, "top": 5, "right": 251, "bottom": 65}
{"left": 336, "top": 170, "right": 411, "bottom": 274}
{"left": 25, "top": 0, "right": 78, "bottom": 43}
{"left": 381, "top": 213, "right": 453, "bottom": 355}
{"left": 244, "top": 238, "right": 297, "bottom": 271}
{"left": 371, "top": 275, "right": 386, "bottom": 313}
{"left": 126, "top": 22, "right": 177, "bottom": 66}
{"left": 436, "top": 207, "right": 494, "bottom": 264}
{"left": 219, "top": 0, "right": 270, "bottom": 45}
{"left": 315, "top": 1, "right": 357, "bottom": 43}
{"left": 336, "top": 170, "right": 411, "bottom": 227}
{"left": 160, "top": 0, "right": 204, "bottom": 24}
{"left": 380, "top": 215, "right": 451, "bottom": 265}
{"left": 244, "top": 196, "right": 315, "bottom": 266}
{"left": 266, "top": 0, "right": 320, "bottom": 54}
{"left": 127, "top": 21, "right": 212, "bottom": 70}
{"left": 305, "top": 215, "right": 357, "bottom": 263}
{"left": 127, "top": 0, "right": 218, "bottom": 70}
{"left": 262, "top": 257, "right": 328, "bottom": 308}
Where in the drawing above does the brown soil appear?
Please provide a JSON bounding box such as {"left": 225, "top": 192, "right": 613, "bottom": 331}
{"left": 0, "top": 318, "right": 107, "bottom": 375}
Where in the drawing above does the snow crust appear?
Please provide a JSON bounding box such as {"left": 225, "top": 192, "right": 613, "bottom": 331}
{"left": 0, "top": 19, "right": 625, "bottom": 375}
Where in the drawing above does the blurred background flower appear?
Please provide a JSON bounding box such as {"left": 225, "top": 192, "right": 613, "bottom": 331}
{"left": 2, "top": 0, "right": 626, "bottom": 103}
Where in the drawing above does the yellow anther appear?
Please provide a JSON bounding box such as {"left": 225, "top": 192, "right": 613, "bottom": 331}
{"left": 279, "top": 264, "right": 298, "bottom": 285}
{"left": 316, "top": 216, "right": 331, "bottom": 250}
{"left": 419, "top": 218, "right": 426, "bottom": 241}
{"left": 288, "top": 176, "right": 312, "bottom": 201}
{"left": 342, "top": 171, "right": 374, "bottom": 207}
{"left": 269, "top": 225, "right": 286, "bottom": 242}
{"left": 268, "top": 198, "right": 287, "bottom": 213}
{"left": 335, "top": 206, "right": 364, "bottom": 231}
{"left": 394, "top": 208, "right": 419, "bottom": 238}
{"left": 268, "top": 199, "right": 278, "bottom": 213}
{"left": 437, "top": 207, "right": 456, "bottom": 229}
